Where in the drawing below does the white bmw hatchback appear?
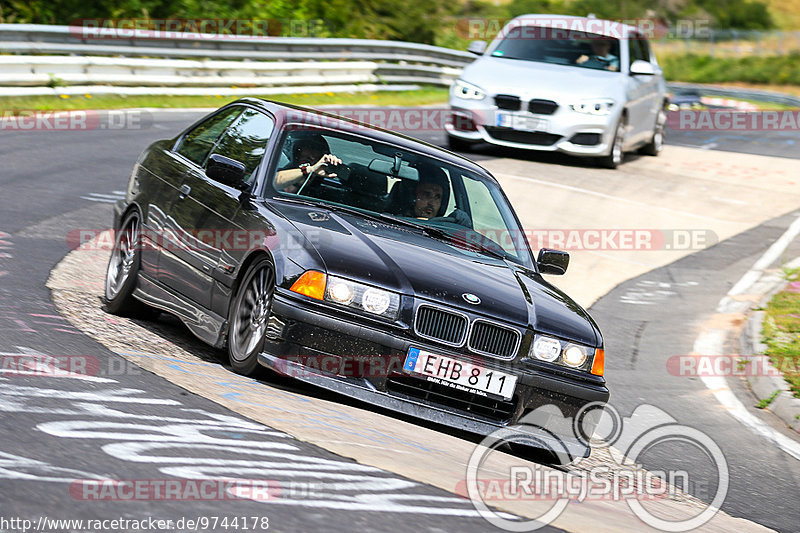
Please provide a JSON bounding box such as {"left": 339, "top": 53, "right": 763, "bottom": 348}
{"left": 446, "top": 14, "right": 668, "bottom": 168}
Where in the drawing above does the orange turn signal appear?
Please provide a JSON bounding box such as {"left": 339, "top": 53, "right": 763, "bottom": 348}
{"left": 290, "top": 270, "right": 326, "bottom": 300}
{"left": 591, "top": 348, "right": 605, "bottom": 376}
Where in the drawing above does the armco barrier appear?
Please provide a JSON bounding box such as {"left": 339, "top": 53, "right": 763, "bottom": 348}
{"left": 0, "top": 24, "right": 471, "bottom": 94}
{"left": 2, "top": 23, "right": 799, "bottom": 106}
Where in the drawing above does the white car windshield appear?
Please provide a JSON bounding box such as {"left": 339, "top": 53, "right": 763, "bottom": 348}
{"left": 491, "top": 27, "right": 621, "bottom": 72}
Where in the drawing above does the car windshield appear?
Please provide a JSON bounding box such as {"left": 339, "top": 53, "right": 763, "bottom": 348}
{"left": 271, "top": 126, "right": 532, "bottom": 266}
{"left": 491, "top": 26, "right": 621, "bottom": 72}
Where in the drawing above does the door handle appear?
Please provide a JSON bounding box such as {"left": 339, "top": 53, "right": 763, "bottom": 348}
{"left": 179, "top": 184, "right": 191, "bottom": 198}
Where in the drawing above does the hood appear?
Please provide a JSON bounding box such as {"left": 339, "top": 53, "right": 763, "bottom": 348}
{"left": 272, "top": 201, "right": 600, "bottom": 347}
{"left": 462, "top": 56, "right": 625, "bottom": 102}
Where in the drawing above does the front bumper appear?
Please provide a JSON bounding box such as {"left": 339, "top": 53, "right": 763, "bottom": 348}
{"left": 258, "top": 292, "right": 609, "bottom": 460}
{"left": 447, "top": 101, "right": 619, "bottom": 157}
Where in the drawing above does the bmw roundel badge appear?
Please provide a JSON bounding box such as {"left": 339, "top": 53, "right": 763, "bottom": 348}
{"left": 462, "top": 293, "right": 481, "bottom": 305}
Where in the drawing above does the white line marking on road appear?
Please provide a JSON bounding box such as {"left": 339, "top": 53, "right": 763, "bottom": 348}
{"left": 80, "top": 197, "right": 117, "bottom": 203}
{"left": 711, "top": 196, "right": 748, "bottom": 206}
{"left": 727, "top": 214, "right": 800, "bottom": 297}
{"left": 695, "top": 214, "right": 800, "bottom": 461}
{"left": 495, "top": 171, "right": 731, "bottom": 223}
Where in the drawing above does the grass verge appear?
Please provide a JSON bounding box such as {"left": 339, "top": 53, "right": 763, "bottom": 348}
{"left": 762, "top": 267, "right": 800, "bottom": 398}
{"left": 0, "top": 87, "right": 450, "bottom": 112}
{"left": 661, "top": 53, "right": 800, "bottom": 86}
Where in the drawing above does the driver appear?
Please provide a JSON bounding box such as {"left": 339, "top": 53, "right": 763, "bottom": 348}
{"left": 401, "top": 163, "right": 471, "bottom": 226}
{"left": 575, "top": 39, "right": 619, "bottom": 71}
{"left": 275, "top": 132, "right": 342, "bottom": 194}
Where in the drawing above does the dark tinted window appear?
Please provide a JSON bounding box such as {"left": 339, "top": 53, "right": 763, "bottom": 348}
{"left": 491, "top": 27, "right": 620, "bottom": 71}
{"left": 175, "top": 107, "right": 242, "bottom": 166}
{"left": 209, "top": 109, "right": 275, "bottom": 184}
{"left": 638, "top": 37, "right": 652, "bottom": 62}
{"left": 629, "top": 35, "right": 648, "bottom": 65}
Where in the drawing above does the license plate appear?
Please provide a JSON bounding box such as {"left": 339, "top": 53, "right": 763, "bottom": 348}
{"left": 403, "top": 347, "right": 517, "bottom": 400}
{"left": 496, "top": 112, "right": 548, "bottom": 132}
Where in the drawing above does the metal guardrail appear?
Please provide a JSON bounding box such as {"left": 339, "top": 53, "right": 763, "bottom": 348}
{"left": 0, "top": 23, "right": 472, "bottom": 94}
{"left": 667, "top": 82, "right": 800, "bottom": 108}
{"left": 0, "top": 24, "right": 474, "bottom": 65}
{"left": 2, "top": 23, "right": 800, "bottom": 107}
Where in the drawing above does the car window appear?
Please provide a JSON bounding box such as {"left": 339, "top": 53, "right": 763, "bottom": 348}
{"left": 175, "top": 107, "right": 242, "bottom": 166}
{"left": 491, "top": 27, "right": 621, "bottom": 72}
{"left": 271, "top": 127, "right": 532, "bottom": 265}
{"left": 638, "top": 37, "right": 652, "bottom": 62}
{"left": 209, "top": 109, "right": 275, "bottom": 185}
{"left": 460, "top": 174, "right": 522, "bottom": 257}
{"left": 629, "top": 35, "right": 648, "bottom": 65}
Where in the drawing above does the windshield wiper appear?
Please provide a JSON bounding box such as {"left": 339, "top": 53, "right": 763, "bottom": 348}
{"left": 375, "top": 214, "right": 511, "bottom": 261}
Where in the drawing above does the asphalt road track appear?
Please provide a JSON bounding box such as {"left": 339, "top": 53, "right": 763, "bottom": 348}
{"left": 1, "top": 108, "right": 799, "bottom": 531}
{"left": 0, "top": 122, "right": 558, "bottom": 531}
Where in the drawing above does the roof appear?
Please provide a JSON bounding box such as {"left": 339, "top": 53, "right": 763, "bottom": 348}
{"left": 236, "top": 97, "right": 495, "bottom": 181}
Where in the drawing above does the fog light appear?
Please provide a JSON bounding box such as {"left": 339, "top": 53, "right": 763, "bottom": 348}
{"left": 563, "top": 345, "right": 587, "bottom": 367}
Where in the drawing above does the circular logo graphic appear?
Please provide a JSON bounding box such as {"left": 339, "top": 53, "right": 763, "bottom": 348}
{"left": 462, "top": 293, "right": 481, "bottom": 305}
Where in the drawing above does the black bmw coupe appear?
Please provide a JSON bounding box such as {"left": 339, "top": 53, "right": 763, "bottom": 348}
{"left": 105, "top": 98, "right": 609, "bottom": 460}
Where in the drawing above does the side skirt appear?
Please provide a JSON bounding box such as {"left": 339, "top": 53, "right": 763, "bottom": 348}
{"left": 133, "top": 273, "right": 227, "bottom": 348}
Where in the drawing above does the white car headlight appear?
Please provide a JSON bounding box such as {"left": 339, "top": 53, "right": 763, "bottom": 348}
{"left": 529, "top": 334, "right": 594, "bottom": 371}
{"left": 453, "top": 79, "right": 486, "bottom": 101}
{"left": 569, "top": 99, "right": 615, "bottom": 115}
{"left": 532, "top": 335, "right": 561, "bottom": 362}
{"left": 563, "top": 344, "right": 588, "bottom": 367}
{"left": 324, "top": 276, "right": 400, "bottom": 319}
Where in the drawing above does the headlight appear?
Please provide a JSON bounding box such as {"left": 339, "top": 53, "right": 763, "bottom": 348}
{"left": 328, "top": 278, "right": 355, "bottom": 305}
{"left": 528, "top": 334, "right": 598, "bottom": 372}
{"left": 563, "top": 345, "right": 588, "bottom": 367}
{"left": 324, "top": 275, "right": 400, "bottom": 320}
{"left": 569, "top": 99, "right": 615, "bottom": 115}
{"left": 453, "top": 79, "right": 486, "bottom": 101}
{"left": 532, "top": 336, "right": 561, "bottom": 362}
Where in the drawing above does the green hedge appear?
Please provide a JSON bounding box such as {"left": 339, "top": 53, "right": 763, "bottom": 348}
{"left": 660, "top": 53, "right": 800, "bottom": 85}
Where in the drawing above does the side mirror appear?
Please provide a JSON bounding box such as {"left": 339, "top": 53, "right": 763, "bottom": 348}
{"left": 630, "top": 60, "right": 655, "bottom": 76}
{"left": 206, "top": 154, "right": 247, "bottom": 189}
{"left": 467, "top": 40, "right": 487, "bottom": 55}
{"left": 537, "top": 248, "right": 569, "bottom": 275}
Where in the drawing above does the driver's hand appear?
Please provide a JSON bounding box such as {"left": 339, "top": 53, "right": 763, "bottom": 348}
{"left": 449, "top": 208, "right": 471, "bottom": 227}
{"left": 430, "top": 208, "right": 471, "bottom": 227}
{"left": 311, "top": 154, "right": 342, "bottom": 179}
{"left": 576, "top": 55, "right": 588, "bottom": 64}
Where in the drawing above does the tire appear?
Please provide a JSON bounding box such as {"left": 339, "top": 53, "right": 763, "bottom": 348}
{"left": 597, "top": 119, "right": 625, "bottom": 169}
{"left": 104, "top": 210, "right": 156, "bottom": 318}
{"left": 447, "top": 134, "right": 474, "bottom": 153}
{"left": 639, "top": 108, "right": 666, "bottom": 156}
{"left": 227, "top": 257, "right": 275, "bottom": 375}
